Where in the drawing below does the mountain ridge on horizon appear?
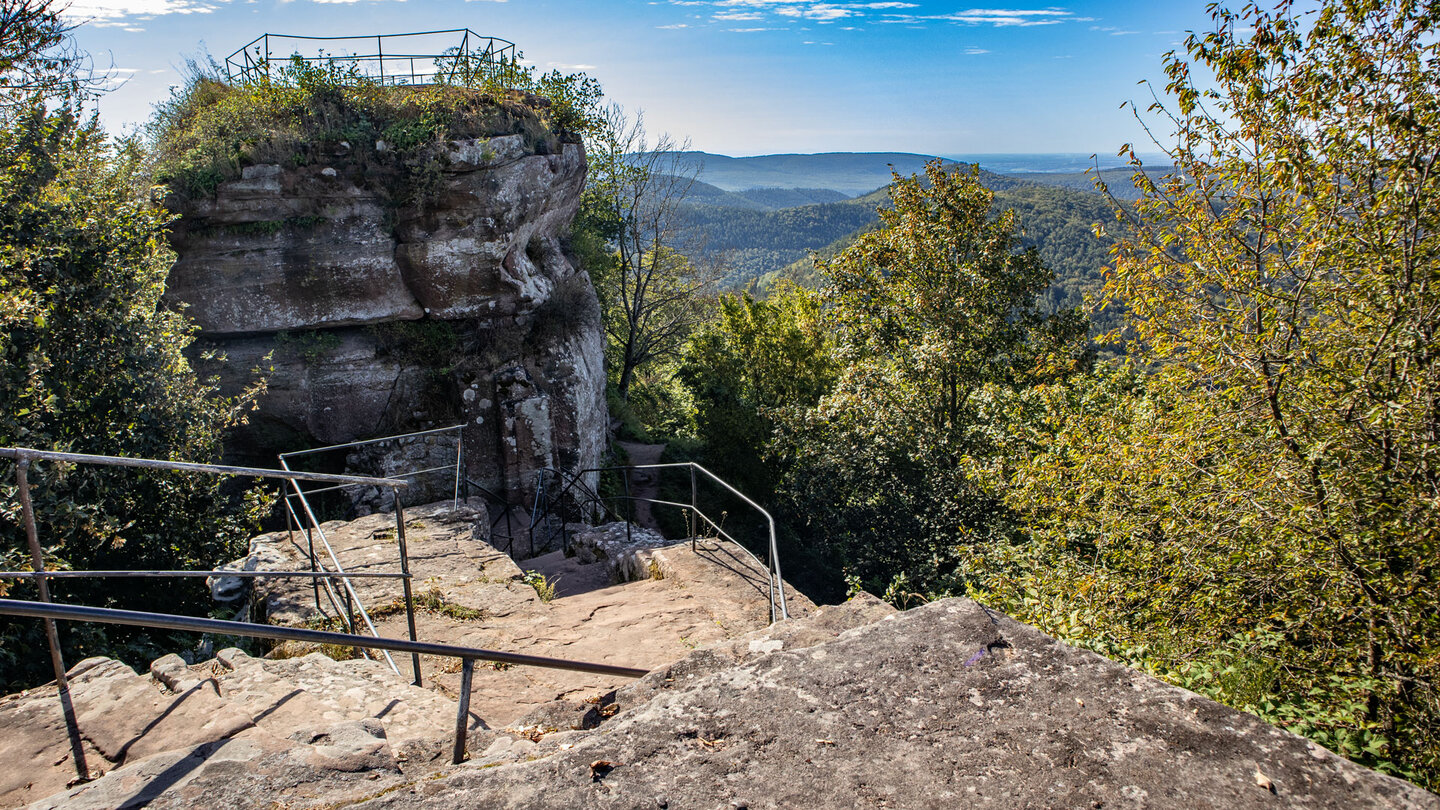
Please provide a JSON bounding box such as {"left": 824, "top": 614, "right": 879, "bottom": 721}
{"left": 678, "top": 150, "right": 1165, "bottom": 195}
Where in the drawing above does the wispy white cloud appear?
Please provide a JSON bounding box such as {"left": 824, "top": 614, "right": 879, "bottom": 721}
{"left": 777, "top": 4, "right": 858, "bottom": 21}
{"left": 667, "top": 0, "right": 1069, "bottom": 30}
{"left": 880, "top": 7, "right": 1077, "bottom": 27}
{"left": 963, "top": 47, "right": 989, "bottom": 54}
{"left": 64, "top": 0, "right": 217, "bottom": 23}
{"left": 547, "top": 61, "right": 597, "bottom": 71}
{"left": 657, "top": 22, "right": 691, "bottom": 28}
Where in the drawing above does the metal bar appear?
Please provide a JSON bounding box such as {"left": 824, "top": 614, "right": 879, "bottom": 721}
{"left": 452, "top": 440, "right": 462, "bottom": 512}
{"left": 0, "top": 600, "right": 649, "bottom": 678}
{"left": 453, "top": 658, "right": 475, "bottom": 764}
{"left": 0, "top": 448, "right": 408, "bottom": 488}
{"left": 690, "top": 465, "right": 698, "bottom": 549}
{"left": 343, "top": 582, "right": 355, "bottom": 634}
{"left": 295, "top": 464, "right": 457, "bottom": 498}
{"left": 0, "top": 570, "right": 411, "bottom": 580}
{"left": 394, "top": 502, "right": 422, "bottom": 686}
{"left": 623, "top": 470, "right": 633, "bottom": 545}
{"left": 584, "top": 462, "right": 789, "bottom": 621}
{"left": 278, "top": 425, "right": 463, "bottom": 459}
{"left": 15, "top": 460, "right": 89, "bottom": 783}
{"left": 282, "top": 476, "right": 399, "bottom": 674}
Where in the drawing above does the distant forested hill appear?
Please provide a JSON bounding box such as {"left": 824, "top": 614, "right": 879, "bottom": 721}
{"left": 677, "top": 168, "right": 1023, "bottom": 283}
{"left": 682, "top": 180, "right": 852, "bottom": 211}
{"left": 1003, "top": 166, "right": 1170, "bottom": 202}
{"left": 674, "top": 169, "right": 1127, "bottom": 334}
{"left": 678, "top": 151, "right": 962, "bottom": 196}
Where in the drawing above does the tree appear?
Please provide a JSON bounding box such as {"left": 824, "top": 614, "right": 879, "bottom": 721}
{"left": 0, "top": 0, "right": 106, "bottom": 117}
{"left": 973, "top": 0, "right": 1440, "bottom": 784}
{"left": 0, "top": 105, "right": 265, "bottom": 690}
{"left": 779, "top": 161, "right": 1088, "bottom": 597}
{"left": 581, "top": 105, "right": 714, "bottom": 401}
{"left": 679, "top": 282, "right": 838, "bottom": 497}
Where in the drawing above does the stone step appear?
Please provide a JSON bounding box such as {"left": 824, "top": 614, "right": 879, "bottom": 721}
{"left": 0, "top": 647, "right": 461, "bottom": 810}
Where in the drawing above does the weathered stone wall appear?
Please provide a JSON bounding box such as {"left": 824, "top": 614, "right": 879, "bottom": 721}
{"left": 168, "top": 128, "right": 604, "bottom": 504}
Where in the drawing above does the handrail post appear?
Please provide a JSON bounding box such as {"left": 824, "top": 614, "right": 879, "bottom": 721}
{"left": 689, "top": 464, "right": 698, "bottom": 550}
{"left": 393, "top": 502, "right": 422, "bottom": 686}
{"left": 452, "top": 432, "right": 462, "bottom": 513}
{"left": 16, "top": 457, "right": 90, "bottom": 783}
{"left": 623, "top": 468, "right": 632, "bottom": 545}
{"left": 453, "top": 657, "right": 475, "bottom": 764}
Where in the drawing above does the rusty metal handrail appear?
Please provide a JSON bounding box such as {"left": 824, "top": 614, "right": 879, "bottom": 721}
{"left": 0, "top": 598, "right": 647, "bottom": 765}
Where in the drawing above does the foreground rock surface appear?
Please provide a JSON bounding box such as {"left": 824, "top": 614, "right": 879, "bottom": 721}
{"left": 7, "top": 520, "right": 1435, "bottom": 810}
{"left": 0, "top": 648, "right": 453, "bottom": 809}
{"left": 359, "top": 598, "right": 1436, "bottom": 810}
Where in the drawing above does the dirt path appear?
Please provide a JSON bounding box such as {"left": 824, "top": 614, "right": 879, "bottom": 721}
{"left": 616, "top": 441, "right": 665, "bottom": 530}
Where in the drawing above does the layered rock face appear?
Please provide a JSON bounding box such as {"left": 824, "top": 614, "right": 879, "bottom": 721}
{"left": 167, "top": 128, "right": 604, "bottom": 503}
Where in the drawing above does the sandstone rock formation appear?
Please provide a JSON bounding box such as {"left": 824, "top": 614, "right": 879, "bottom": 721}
{"left": 9, "top": 503, "right": 1437, "bottom": 808}
{"left": 13, "top": 593, "right": 1437, "bottom": 809}
{"left": 167, "top": 124, "right": 605, "bottom": 505}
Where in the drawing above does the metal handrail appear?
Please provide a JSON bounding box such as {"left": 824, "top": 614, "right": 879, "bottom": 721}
{"left": 0, "top": 598, "right": 647, "bottom": 765}
{"left": 281, "top": 476, "right": 400, "bottom": 675}
{"left": 0, "top": 447, "right": 407, "bottom": 487}
{"left": 527, "top": 467, "right": 627, "bottom": 556}
{"left": 463, "top": 477, "right": 520, "bottom": 557}
{"left": 0, "top": 445, "right": 412, "bottom": 784}
{"left": 225, "top": 30, "right": 519, "bottom": 87}
{"left": 530, "top": 462, "right": 790, "bottom": 624}
{"left": 275, "top": 425, "right": 470, "bottom": 685}
{"left": 591, "top": 463, "right": 789, "bottom": 624}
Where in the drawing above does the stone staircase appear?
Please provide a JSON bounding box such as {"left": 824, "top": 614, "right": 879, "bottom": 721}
{"left": 1, "top": 500, "right": 813, "bottom": 809}
{"left": 8, "top": 500, "right": 1436, "bottom": 809}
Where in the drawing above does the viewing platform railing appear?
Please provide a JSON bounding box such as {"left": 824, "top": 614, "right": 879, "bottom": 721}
{"left": 225, "top": 29, "right": 519, "bottom": 87}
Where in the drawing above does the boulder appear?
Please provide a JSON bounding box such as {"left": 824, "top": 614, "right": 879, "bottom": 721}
{"left": 359, "top": 598, "right": 1438, "bottom": 809}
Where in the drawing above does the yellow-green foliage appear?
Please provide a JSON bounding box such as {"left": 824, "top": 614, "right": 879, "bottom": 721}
{"left": 146, "top": 57, "right": 600, "bottom": 202}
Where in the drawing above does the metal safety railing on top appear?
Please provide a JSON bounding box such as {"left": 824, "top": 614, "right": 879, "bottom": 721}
{"left": 225, "top": 29, "right": 519, "bottom": 87}
{"left": 0, "top": 444, "right": 649, "bottom": 780}
{"left": 529, "top": 463, "right": 791, "bottom": 624}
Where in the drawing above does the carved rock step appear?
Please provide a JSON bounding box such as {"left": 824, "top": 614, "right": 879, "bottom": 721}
{"left": 0, "top": 648, "right": 458, "bottom": 810}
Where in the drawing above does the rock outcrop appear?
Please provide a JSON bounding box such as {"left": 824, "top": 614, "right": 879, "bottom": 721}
{"left": 12, "top": 592, "right": 1438, "bottom": 808}
{"left": 167, "top": 122, "right": 605, "bottom": 504}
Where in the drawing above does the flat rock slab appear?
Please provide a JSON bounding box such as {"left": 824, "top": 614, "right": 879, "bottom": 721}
{"left": 26, "top": 719, "right": 406, "bottom": 810}
{"left": 357, "top": 598, "right": 1438, "bottom": 810}
{"left": 254, "top": 498, "right": 541, "bottom": 628}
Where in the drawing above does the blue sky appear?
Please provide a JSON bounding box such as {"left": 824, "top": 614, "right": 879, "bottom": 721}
{"left": 69, "top": 0, "right": 1222, "bottom": 155}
